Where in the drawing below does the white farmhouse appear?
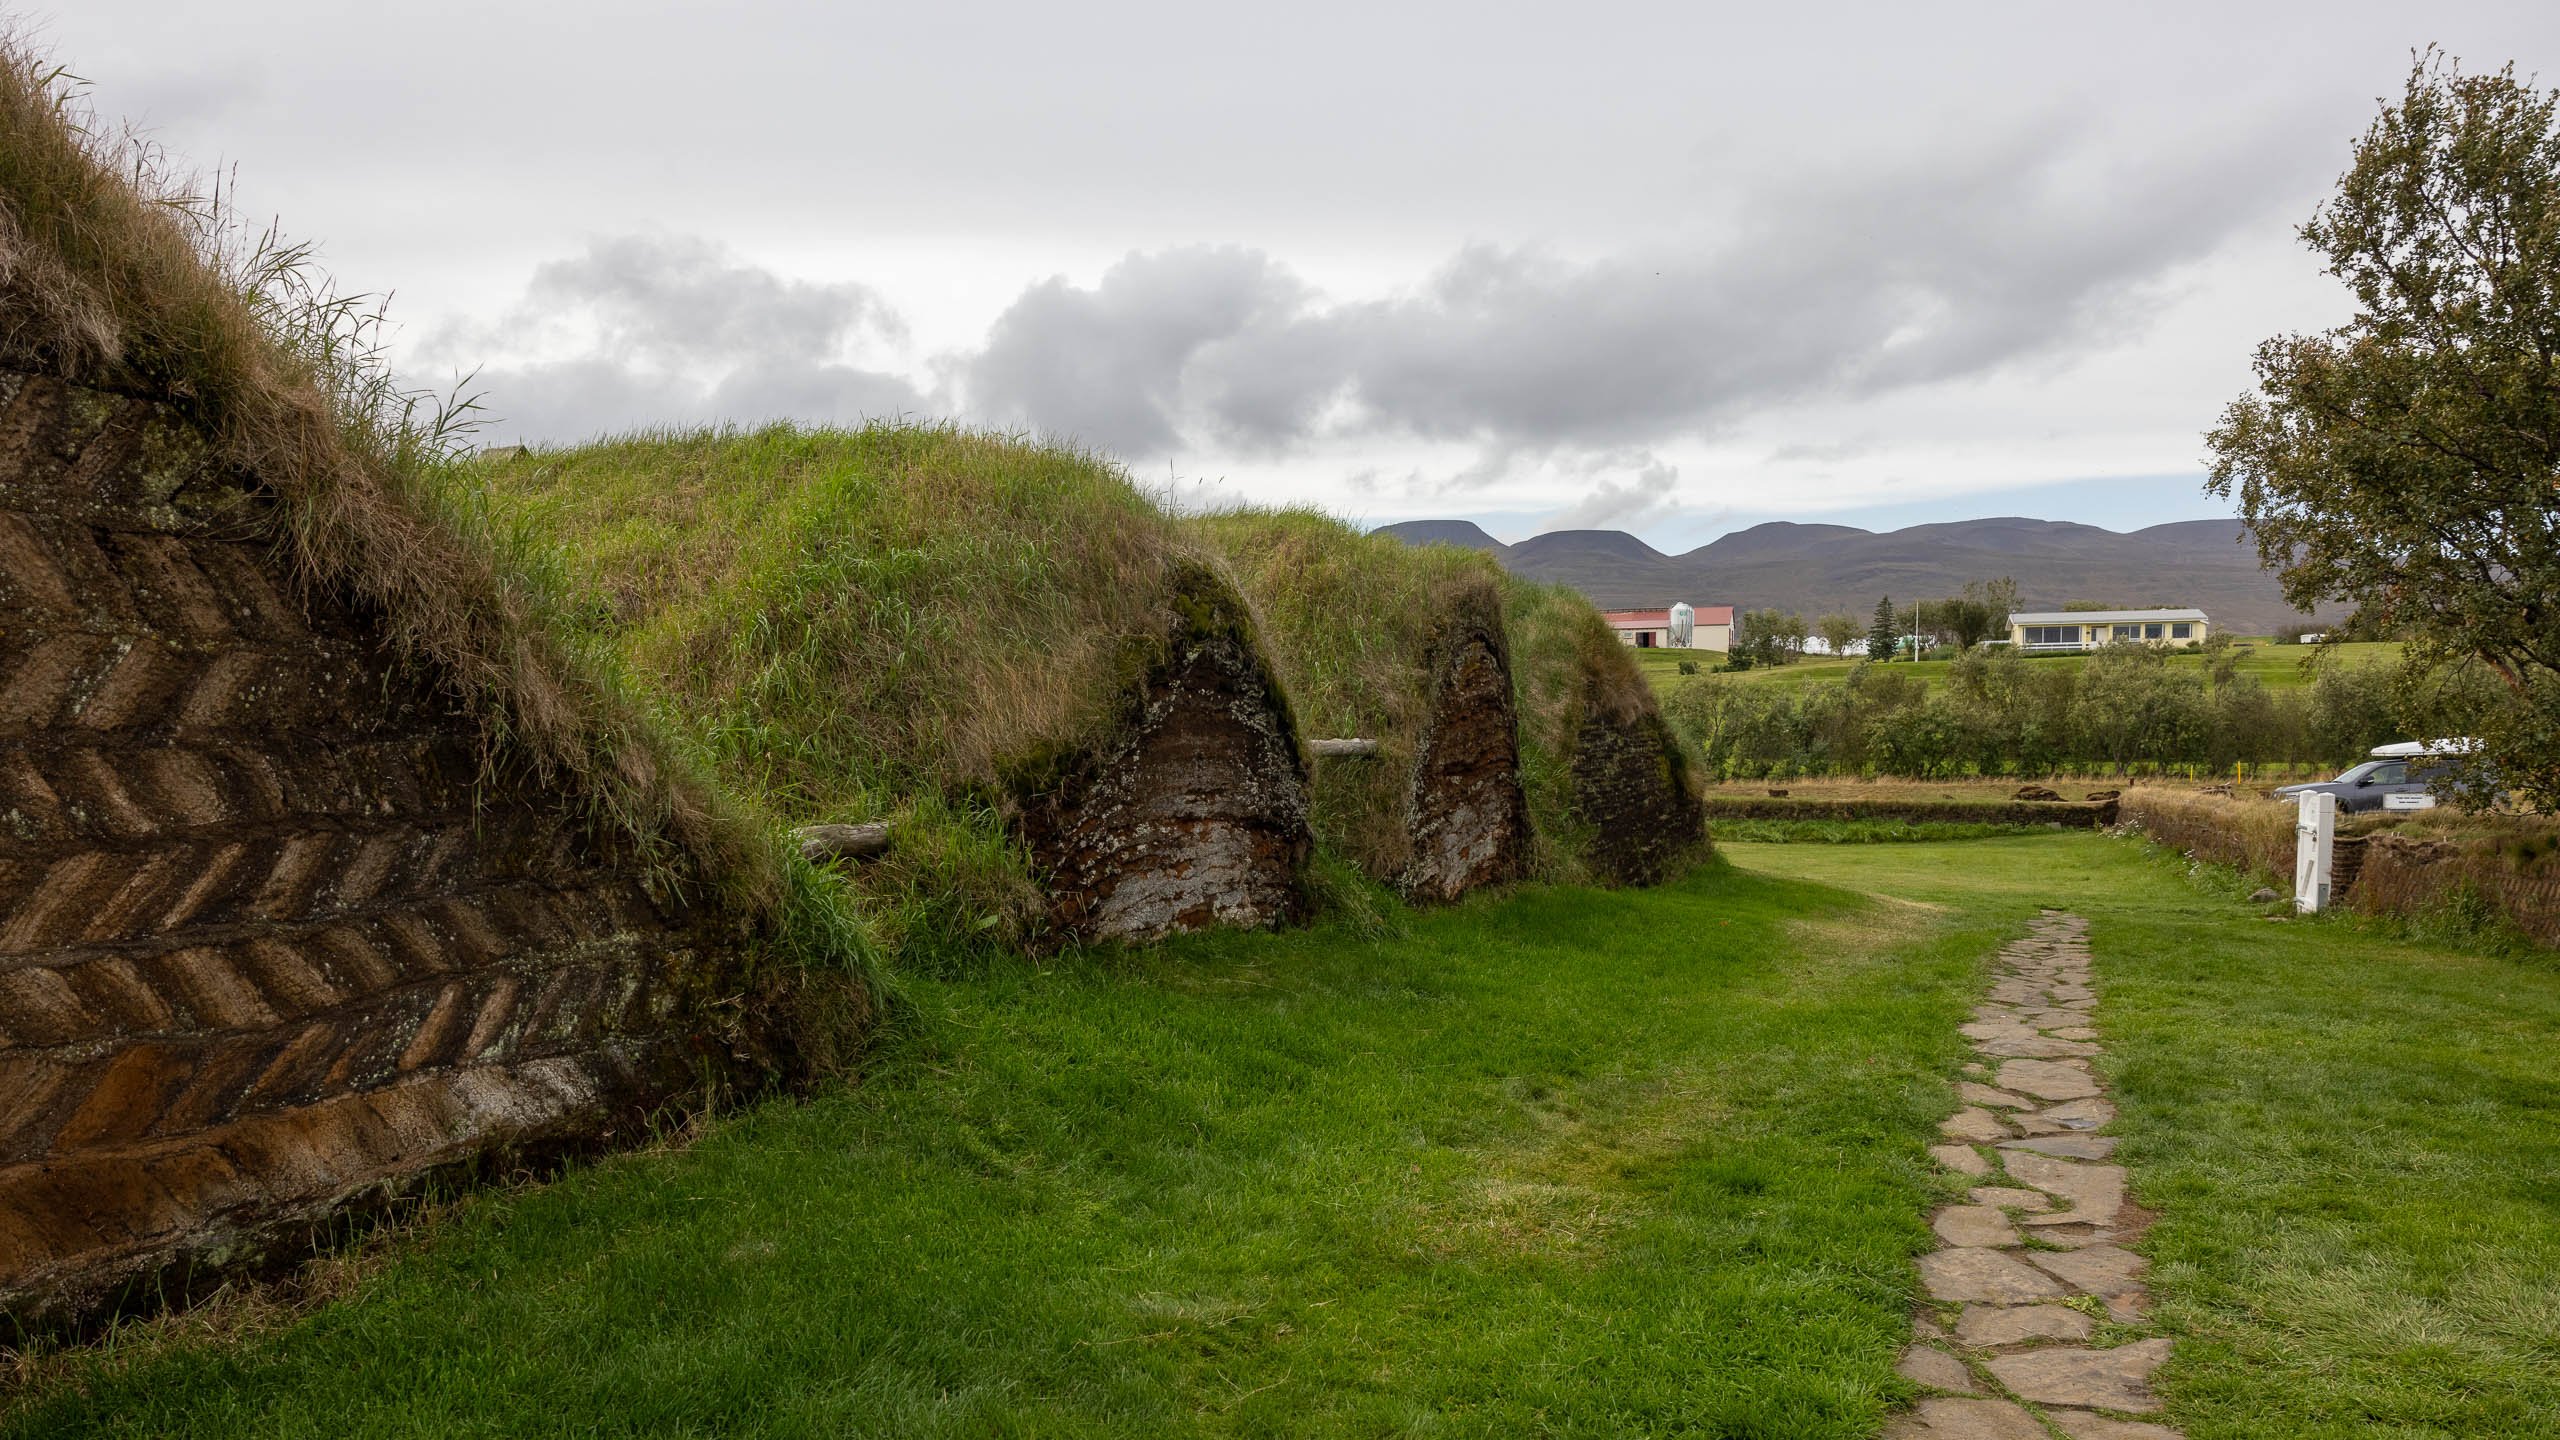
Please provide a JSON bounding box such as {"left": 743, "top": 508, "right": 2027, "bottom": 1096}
{"left": 2007, "top": 608, "right": 2210, "bottom": 652}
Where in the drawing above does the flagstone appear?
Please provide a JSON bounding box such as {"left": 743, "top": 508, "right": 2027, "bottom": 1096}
{"left": 1959, "top": 1082, "right": 2038, "bottom": 1110}
{"left": 1899, "top": 1344, "right": 1977, "bottom": 1393}
{"left": 1953, "top": 1302, "right": 2094, "bottom": 1346}
{"left": 1984, "top": 1339, "right": 2173, "bottom": 1413}
{"left": 2047, "top": 1412, "right": 2188, "bottom": 1440}
{"left": 1882, "top": 1397, "right": 2053, "bottom": 1440}
{"left": 1917, "top": 1248, "right": 2069, "bottom": 1303}
{"left": 1967, "top": 1186, "right": 2052, "bottom": 1212}
{"left": 1932, "top": 1205, "right": 2021, "bottom": 1248}
{"left": 2004, "top": 1152, "right": 2126, "bottom": 1224}
{"left": 1942, "top": 1107, "right": 2014, "bottom": 1142}
{"left": 2027, "top": 1244, "right": 2148, "bottom": 1296}
{"left": 1999, "top": 1134, "right": 2119, "bottom": 1160}
{"left": 2038, "top": 1097, "right": 2116, "bottom": 1129}
{"left": 1994, "top": 1059, "right": 2101, "bottom": 1101}
{"left": 2029, "top": 1225, "right": 2123, "bottom": 1249}
{"left": 1974, "top": 1034, "right": 2102, "bottom": 1058}
{"left": 1931, "top": 1144, "right": 1993, "bottom": 1175}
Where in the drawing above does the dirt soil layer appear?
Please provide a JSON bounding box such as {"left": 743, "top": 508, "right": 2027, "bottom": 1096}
{"left": 1399, "top": 619, "right": 1529, "bottom": 902}
{"left": 1027, "top": 627, "right": 1310, "bottom": 942}
{"left": 0, "top": 373, "right": 760, "bottom": 1328}
{"left": 1569, "top": 705, "right": 1703, "bottom": 886}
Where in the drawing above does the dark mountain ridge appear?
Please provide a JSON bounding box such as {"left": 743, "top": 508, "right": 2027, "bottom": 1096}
{"left": 1507, "top": 529, "right": 1669, "bottom": 566}
{"left": 1373, "top": 515, "right": 2307, "bottom": 633}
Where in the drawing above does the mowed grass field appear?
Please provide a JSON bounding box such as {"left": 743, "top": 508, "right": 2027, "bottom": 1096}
{"left": 6, "top": 866, "right": 2015, "bottom": 1439}
{"left": 1627, "top": 639, "right": 2403, "bottom": 698}
{"left": 1731, "top": 836, "right": 2560, "bottom": 1439}
{"left": 12, "top": 834, "right": 2555, "bottom": 1438}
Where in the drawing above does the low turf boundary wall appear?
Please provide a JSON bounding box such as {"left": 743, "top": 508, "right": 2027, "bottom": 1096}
{"left": 1699, "top": 797, "right": 2117, "bottom": 828}
{"left": 2120, "top": 788, "right": 2560, "bottom": 945}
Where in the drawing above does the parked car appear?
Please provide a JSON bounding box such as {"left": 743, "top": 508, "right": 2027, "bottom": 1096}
{"left": 2272, "top": 739, "right": 2485, "bottom": 814}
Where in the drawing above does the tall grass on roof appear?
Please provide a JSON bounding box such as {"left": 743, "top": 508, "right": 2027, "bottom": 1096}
{"left": 473, "top": 423, "right": 1231, "bottom": 965}
{"left": 0, "top": 45, "right": 869, "bottom": 988}
{"left": 1197, "top": 510, "right": 1665, "bottom": 886}
{"left": 1194, "top": 510, "right": 1493, "bottom": 882}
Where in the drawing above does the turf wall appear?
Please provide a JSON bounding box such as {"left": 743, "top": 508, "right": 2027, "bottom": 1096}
{"left": 2120, "top": 787, "right": 2560, "bottom": 943}
{"left": 1698, "top": 797, "right": 2118, "bottom": 828}
{"left": 0, "top": 374, "right": 786, "bottom": 1328}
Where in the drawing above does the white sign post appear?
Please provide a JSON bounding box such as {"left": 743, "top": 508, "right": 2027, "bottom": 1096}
{"left": 2294, "top": 791, "right": 2335, "bottom": 913}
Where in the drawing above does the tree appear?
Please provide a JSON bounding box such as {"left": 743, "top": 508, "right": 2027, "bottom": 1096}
{"left": 1935, "top": 584, "right": 2013, "bottom": 651}
{"left": 2206, "top": 53, "right": 2560, "bottom": 808}
{"left": 1867, "top": 595, "right": 1898, "bottom": 662}
{"left": 1898, "top": 601, "right": 1952, "bottom": 654}
{"left": 1944, "top": 577, "right": 2020, "bottom": 649}
{"left": 1817, "top": 612, "right": 1861, "bottom": 657}
{"left": 1735, "top": 608, "right": 1807, "bottom": 667}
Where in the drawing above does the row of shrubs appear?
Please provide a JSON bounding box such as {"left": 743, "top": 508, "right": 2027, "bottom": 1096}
{"left": 1661, "top": 641, "right": 2447, "bottom": 779}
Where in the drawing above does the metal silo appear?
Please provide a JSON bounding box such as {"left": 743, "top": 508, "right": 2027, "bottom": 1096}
{"left": 1669, "top": 602, "right": 1695, "bottom": 648}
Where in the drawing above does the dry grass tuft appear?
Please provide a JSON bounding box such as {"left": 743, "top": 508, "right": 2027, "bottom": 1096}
{"left": 2119, "top": 786, "right": 2298, "bottom": 882}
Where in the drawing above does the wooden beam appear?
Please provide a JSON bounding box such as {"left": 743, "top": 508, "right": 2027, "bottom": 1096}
{"left": 795, "top": 822, "right": 893, "bottom": 864}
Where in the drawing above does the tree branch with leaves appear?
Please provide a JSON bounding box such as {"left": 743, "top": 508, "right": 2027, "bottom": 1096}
{"left": 2206, "top": 51, "right": 2560, "bottom": 809}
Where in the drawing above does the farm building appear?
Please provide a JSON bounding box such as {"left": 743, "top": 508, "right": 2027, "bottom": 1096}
{"left": 2008, "top": 607, "right": 2210, "bottom": 651}
{"left": 1603, "top": 603, "right": 1733, "bottom": 651}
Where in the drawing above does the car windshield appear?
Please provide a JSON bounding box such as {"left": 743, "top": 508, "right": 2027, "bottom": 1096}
{"left": 2331, "top": 761, "right": 2382, "bottom": 784}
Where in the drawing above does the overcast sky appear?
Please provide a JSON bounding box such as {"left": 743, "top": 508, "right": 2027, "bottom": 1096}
{"left": 42, "top": 2, "right": 2560, "bottom": 549}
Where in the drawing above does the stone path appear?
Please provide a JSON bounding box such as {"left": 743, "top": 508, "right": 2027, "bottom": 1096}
{"left": 1884, "top": 912, "right": 2185, "bottom": 1440}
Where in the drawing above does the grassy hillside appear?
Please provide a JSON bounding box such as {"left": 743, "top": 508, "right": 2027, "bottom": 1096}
{"left": 1197, "top": 510, "right": 1670, "bottom": 887}
{"left": 473, "top": 423, "right": 1247, "bottom": 962}
{"left": 473, "top": 442, "right": 1696, "bottom": 959}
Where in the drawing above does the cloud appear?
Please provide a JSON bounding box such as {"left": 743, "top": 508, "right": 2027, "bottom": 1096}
{"left": 954, "top": 119, "right": 2311, "bottom": 458}
{"left": 961, "top": 246, "right": 1308, "bottom": 455}
{"left": 1543, "top": 455, "right": 1685, "bottom": 533}
{"left": 437, "top": 116, "right": 2310, "bottom": 459}
{"left": 427, "top": 235, "right": 926, "bottom": 441}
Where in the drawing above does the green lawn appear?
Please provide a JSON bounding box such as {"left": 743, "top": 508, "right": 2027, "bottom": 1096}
{"left": 7, "top": 865, "right": 2021, "bottom": 1439}
{"left": 15, "top": 834, "right": 2554, "bottom": 1438}
{"left": 1729, "top": 836, "right": 2560, "bottom": 1439}
{"left": 1629, "top": 640, "right": 2402, "bottom": 698}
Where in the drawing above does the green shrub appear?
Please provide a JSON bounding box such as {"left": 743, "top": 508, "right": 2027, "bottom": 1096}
{"left": 1666, "top": 643, "right": 2443, "bottom": 780}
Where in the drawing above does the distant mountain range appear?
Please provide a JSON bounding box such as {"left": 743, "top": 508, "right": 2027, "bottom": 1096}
{"left": 1374, "top": 517, "right": 2312, "bottom": 634}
